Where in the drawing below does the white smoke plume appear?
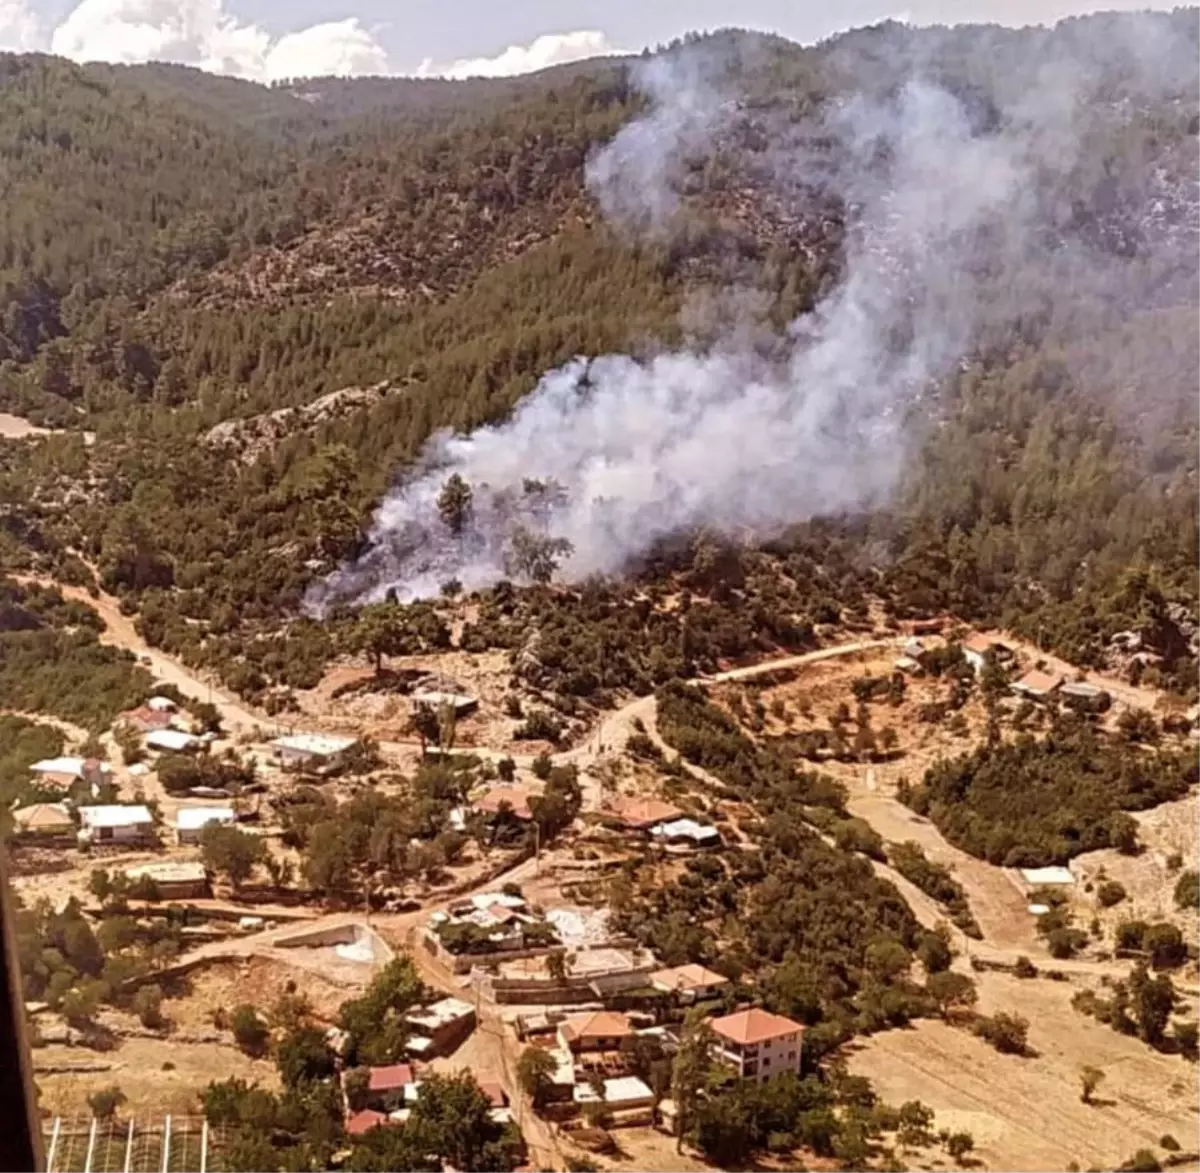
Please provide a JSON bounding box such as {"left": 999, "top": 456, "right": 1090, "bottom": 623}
{"left": 310, "top": 53, "right": 1065, "bottom": 610}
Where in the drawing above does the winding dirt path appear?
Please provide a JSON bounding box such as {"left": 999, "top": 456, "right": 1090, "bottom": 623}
{"left": 13, "top": 574, "right": 265, "bottom": 736}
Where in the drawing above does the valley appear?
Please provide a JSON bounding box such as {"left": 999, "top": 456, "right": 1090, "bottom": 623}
{"left": 0, "top": 9, "right": 1197, "bottom": 1173}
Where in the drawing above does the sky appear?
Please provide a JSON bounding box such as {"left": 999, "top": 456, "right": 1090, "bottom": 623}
{"left": 0, "top": 0, "right": 1185, "bottom": 84}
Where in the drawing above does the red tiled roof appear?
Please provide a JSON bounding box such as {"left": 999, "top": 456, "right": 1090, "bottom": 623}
{"left": 346, "top": 1109, "right": 387, "bottom": 1136}
{"left": 1014, "top": 669, "right": 1062, "bottom": 694}
{"left": 559, "top": 1011, "right": 633, "bottom": 1043}
{"left": 963, "top": 633, "right": 994, "bottom": 654}
{"left": 477, "top": 1081, "right": 508, "bottom": 1107}
{"left": 711, "top": 1008, "right": 803, "bottom": 1045}
{"left": 606, "top": 796, "right": 683, "bottom": 829}
{"left": 473, "top": 787, "right": 534, "bottom": 820}
{"left": 368, "top": 1063, "right": 415, "bottom": 1092}
{"left": 650, "top": 963, "right": 730, "bottom": 993}
{"left": 121, "top": 707, "right": 173, "bottom": 729}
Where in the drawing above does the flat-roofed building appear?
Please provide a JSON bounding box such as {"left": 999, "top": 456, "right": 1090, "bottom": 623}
{"left": 78, "top": 804, "right": 155, "bottom": 845}
{"left": 272, "top": 732, "right": 358, "bottom": 772}
{"left": 175, "top": 805, "right": 236, "bottom": 845}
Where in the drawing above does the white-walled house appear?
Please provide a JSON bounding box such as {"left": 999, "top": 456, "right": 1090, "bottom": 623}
{"left": 272, "top": 733, "right": 358, "bottom": 772}
{"left": 176, "top": 806, "right": 236, "bottom": 845}
{"left": 77, "top": 805, "right": 156, "bottom": 845}
{"left": 710, "top": 1008, "right": 804, "bottom": 1083}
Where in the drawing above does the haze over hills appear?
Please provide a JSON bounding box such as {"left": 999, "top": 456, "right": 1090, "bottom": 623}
{"left": 0, "top": 10, "right": 1196, "bottom": 703}
{"left": 0, "top": 13, "right": 1198, "bottom": 1173}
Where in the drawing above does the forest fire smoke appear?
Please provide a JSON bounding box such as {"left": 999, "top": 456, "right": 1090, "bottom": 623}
{"left": 310, "top": 45, "right": 1106, "bottom": 609}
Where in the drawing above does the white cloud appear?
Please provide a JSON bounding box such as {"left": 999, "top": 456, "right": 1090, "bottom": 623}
{"left": 416, "top": 29, "right": 623, "bottom": 81}
{"left": 44, "top": 0, "right": 388, "bottom": 81}
{"left": 0, "top": 0, "right": 42, "bottom": 51}
{"left": 267, "top": 18, "right": 388, "bottom": 80}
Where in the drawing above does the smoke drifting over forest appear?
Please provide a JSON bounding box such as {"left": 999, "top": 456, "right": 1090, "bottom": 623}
{"left": 311, "top": 19, "right": 1197, "bottom": 609}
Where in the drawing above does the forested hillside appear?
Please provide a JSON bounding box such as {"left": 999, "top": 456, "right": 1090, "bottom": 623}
{"left": 0, "top": 12, "right": 1196, "bottom": 708}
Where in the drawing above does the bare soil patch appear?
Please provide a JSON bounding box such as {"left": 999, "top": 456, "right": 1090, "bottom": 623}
{"left": 848, "top": 970, "right": 1200, "bottom": 1172}
{"left": 35, "top": 1038, "right": 276, "bottom": 1116}
{"left": 1071, "top": 792, "right": 1200, "bottom": 947}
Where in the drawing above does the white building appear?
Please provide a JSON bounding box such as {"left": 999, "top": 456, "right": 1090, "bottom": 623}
{"left": 78, "top": 804, "right": 155, "bottom": 845}
{"left": 710, "top": 1008, "right": 804, "bottom": 1083}
{"left": 649, "top": 818, "right": 722, "bottom": 849}
{"left": 145, "top": 729, "right": 204, "bottom": 754}
{"left": 272, "top": 733, "right": 358, "bottom": 772}
{"left": 411, "top": 690, "right": 478, "bottom": 716}
{"left": 29, "top": 757, "right": 111, "bottom": 788}
{"left": 147, "top": 696, "right": 178, "bottom": 712}
{"left": 176, "top": 806, "right": 236, "bottom": 845}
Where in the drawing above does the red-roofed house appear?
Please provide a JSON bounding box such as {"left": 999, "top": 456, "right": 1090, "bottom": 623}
{"left": 710, "top": 1008, "right": 804, "bottom": 1083}
{"left": 119, "top": 706, "right": 175, "bottom": 734}
{"left": 649, "top": 963, "right": 730, "bottom": 1001}
{"left": 345, "top": 1109, "right": 387, "bottom": 1137}
{"left": 962, "top": 634, "right": 1015, "bottom": 673}
{"left": 366, "top": 1063, "right": 415, "bottom": 1111}
{"left": 473, "top": 786, "right": 534, "bottom": 822}
{"left": 603, "top": 795, "right": 683, "bottom": 832}
{"left": 477, "top": 1082, "right": 508, "bottom": 1108}
{"left": 557, "top": 1010, "right": 633, "bottom": 1054}
{"left": 1011, "top": 669, "right": 1062, "bottom": 701}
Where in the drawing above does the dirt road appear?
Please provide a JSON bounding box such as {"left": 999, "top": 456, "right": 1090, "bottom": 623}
{"left": 13, "top": 574, "right": 265, "bottom": 736}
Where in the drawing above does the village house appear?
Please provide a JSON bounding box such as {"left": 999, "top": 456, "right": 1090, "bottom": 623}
{"left": 146, "top": 728, "right": 206, "bottom": 754}
{"left": 404, "top": 997, "right": 476, "bottom": 1058}
{"left": 410, "top": 689, "right": 478, "bottom": 717}
{"left": 650, "top": 963, "right": 730, "bottom": 1002}
{"left": 146, "top": 696, "right": 178, "bottom": 713}
{"left": 29, "top": 756, "right": 111, "bottom": 791}
{"left": 77, "top": 804, "right": 156, "bottom": 845}
{"left": 962, "top": 633, "right": 1014, "bottom": 674}
{"left": 345, "top": 1109, "right": 387, "bottom": 1138}
{"left": 574, "top": 1075, "right": 656, "bottom": 1113}
{"left": 122, "top": 860, "right": 210, "bottom": 900}
{"left": 1060, "top": 681, "right": 1112, "bottom": 712}
{"left": 649, "top": 817, "right": 722, "bottom": 850}
{"left": 602, "top": 796, "right": 684, "bottom": 832}
{"left": 11, "top": 802, "right": 75, "bottom": 842}
{"left": 175, "top": 805, "right": 236, "bottom": 845}
{"left": 710, "top": 1008, "right": 804, "bottom": 1083}
{"left": 364, "top": 1064, "right": 416, "bottom": 1112}
{"left": 272, "top": 732, "right": 359, "bottom": 773}
{"left": 557, "top": 1010, "right": 633, "bottom": 1055}
{"left": 118, "top": 707, "right": 176, "bottom": 734}
{"left": 472, "top": 785, "right": 535, "bottom": 822}
{"left": 1010, "top": 669, "right": 1063, "bottom": 701}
